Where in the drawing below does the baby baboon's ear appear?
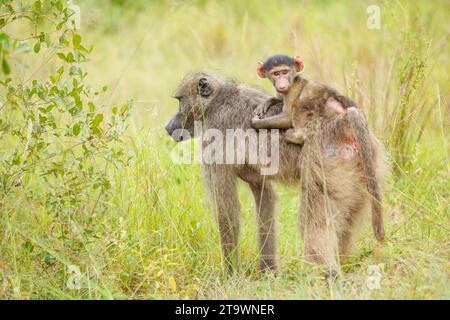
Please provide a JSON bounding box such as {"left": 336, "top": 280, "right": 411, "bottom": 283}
{"left": 198, "top": 77, "right": 213, "bottom": 97}
{"left": 256, "top": 62, "right": 266, "bottom": 78}
{"left": 294, "top": 56, "right": 304, "bottom": 72}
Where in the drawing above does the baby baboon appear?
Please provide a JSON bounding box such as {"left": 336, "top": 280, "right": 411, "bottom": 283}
{"left": 252, "top": 54, "right": 385, "bottom": 244}
{"left": 252, "top": 54, "right": 355, "bottom": 144}
{"left": 166, "top": 71, "right": 388, "bottom": 276}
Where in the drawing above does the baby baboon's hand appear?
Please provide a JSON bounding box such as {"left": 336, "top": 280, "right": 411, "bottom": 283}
{"left": 253, "top": 102, "right": 270, "bottom": 119}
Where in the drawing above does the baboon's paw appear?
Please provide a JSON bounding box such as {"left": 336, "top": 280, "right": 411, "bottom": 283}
{"left": 325, "top": 269, "right": 338, "bottom": 286}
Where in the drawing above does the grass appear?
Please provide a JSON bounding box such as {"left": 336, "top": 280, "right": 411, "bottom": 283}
{"left": 0, "top": 0, "right": 449, "bottom": 299}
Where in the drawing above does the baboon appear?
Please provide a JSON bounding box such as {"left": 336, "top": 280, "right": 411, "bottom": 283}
{"left": 165, "top": 71, "right": 387, "bottom": 276}
{"left": 252, "top": 54, "right": 385, "bottom": 243}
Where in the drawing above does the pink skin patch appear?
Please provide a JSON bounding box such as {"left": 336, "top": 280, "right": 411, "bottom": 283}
{"left": 337, "top": 137, "right": 359, "bottom": 159}
{"left": 324, "top": 137, "right": 359, "bottom": 160}
{"left": 322, "top": 105, "right": 358, "bottom": 160}
{"left": 326, "top": 98, "right": 345, "bottom": 113}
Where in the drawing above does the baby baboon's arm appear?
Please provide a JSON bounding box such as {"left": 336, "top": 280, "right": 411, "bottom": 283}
{"left": 251, "top": 112, "right": 292, "bottom": 129}
{"left": 254, "top": 96, "right": 282, "bottom": 119}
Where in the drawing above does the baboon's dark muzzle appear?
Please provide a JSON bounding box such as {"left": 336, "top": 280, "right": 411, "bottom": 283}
{"left": 165, "top": 112, "right": 187, "bottom": 142}
{"left": 165, "top": 116, "right": 177, "bottom": 135}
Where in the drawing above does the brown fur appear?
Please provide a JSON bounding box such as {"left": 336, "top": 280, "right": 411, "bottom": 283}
{"left": 255, "top": 72, "right": 386, "bottom": 243}
{"left": 253, "top": 73, "right": 356, "bottom": 141}
{"left": 299, "top": 106, "right": 387, "bottom": 273}
{"left": 166, "top": 71, "right": 388, "bottom": 275}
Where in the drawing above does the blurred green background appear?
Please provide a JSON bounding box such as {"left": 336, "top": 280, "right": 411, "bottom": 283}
{"left": 0, "top": 0, "right": 448, "bottom": 299}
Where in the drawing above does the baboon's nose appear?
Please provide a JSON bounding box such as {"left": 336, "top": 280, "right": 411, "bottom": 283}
{"left": 165, "top": 112, "right": 184, "bottom": 141}
{"left": 165, "top": 120, "right": 183, "bottom": 141}
{"left": 165, "top": 119, "right": 175, "bottom": 135}
{"left": 165, "top": 123, "right": 172, "bottom": 135}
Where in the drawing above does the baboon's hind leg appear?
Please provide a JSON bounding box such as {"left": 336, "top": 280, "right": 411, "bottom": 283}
{"left": 300, "top": 185, "right": 339, "bottom": 275}
{"left": 338, "top": 199, "right": 370, "bottom": 261}
{"left": 302, "top": 221, "right": 339, "bottom": 274}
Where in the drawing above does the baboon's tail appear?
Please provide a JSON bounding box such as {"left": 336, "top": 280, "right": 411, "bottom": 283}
{"left": 346, "top": 108, "right": 385, "bottom": 242}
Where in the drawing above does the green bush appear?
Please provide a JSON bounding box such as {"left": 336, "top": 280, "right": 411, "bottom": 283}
{"left": 0, "top": 0, "right": 132, "bottom": 215}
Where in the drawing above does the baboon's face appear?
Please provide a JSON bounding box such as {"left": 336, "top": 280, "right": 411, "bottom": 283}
{"left": 165, "top": 73, "right": 217, "bottom": 142}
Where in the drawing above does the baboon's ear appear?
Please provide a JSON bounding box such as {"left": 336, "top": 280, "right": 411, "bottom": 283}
{"left": 257, "top": 62, "right": 266, "bottom": 78}
{"left": 294, "top": 56, "right": 304, "bottom": 72}
{"left": 198, "top": 77, "right": 213, "bottom": 97}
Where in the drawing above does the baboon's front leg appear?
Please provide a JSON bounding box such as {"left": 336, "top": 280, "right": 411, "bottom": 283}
{"left": 207, "top": 166, "right": 242, "bottom": 274}
{"left": 248, "top": 180, "right": 279, "bottom": 273}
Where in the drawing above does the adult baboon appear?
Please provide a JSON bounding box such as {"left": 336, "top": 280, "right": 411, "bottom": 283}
{"left": 165, "top": 71, "right": 387, "bottom": 276}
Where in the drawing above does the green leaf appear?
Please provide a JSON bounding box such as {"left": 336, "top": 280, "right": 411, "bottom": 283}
{"left": 92, "top": 114, "right": 103, "bottom": 127}
{"left": 120, "top": 103, "right": 129, "bottom": 115}
{"left": 73, "top": 123, "right": 81, "bottom": 136}
{"left": 2, "top": 58, "right": 10, "bottom": 75}
{"left": 33, "top": 42, "right": 41, "bottom": 53}
{"left": 34, "top": 0, "right": 42, "bottom": 11}
{"left": 57, "top": 52, "right": 66, "bottom": 61}
{"left": 59, "top": 34, "right": 65, "bottom": 45}
{"left": 55, "top": 0, "right": 63, "bottom": 11}
{"left": 73, "top": 34, "right": 81, "bottom": 49}
{"left": 57, "top": 66, "right": 64, "bottom": 77}
{"left": 88, "top": 101, "right": 95, "bottom": 112}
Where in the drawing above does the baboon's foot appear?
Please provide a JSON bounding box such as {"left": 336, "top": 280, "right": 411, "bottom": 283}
{"left": 259, "top": 257, "right": 279, "bottom": 275}
{"left": 324, "top": 269, "right": 338, "bottom": 285}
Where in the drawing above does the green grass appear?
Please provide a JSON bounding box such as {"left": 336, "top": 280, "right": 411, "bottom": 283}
{"left": 0, "top": 0, "right": 449, "bottom": 299}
